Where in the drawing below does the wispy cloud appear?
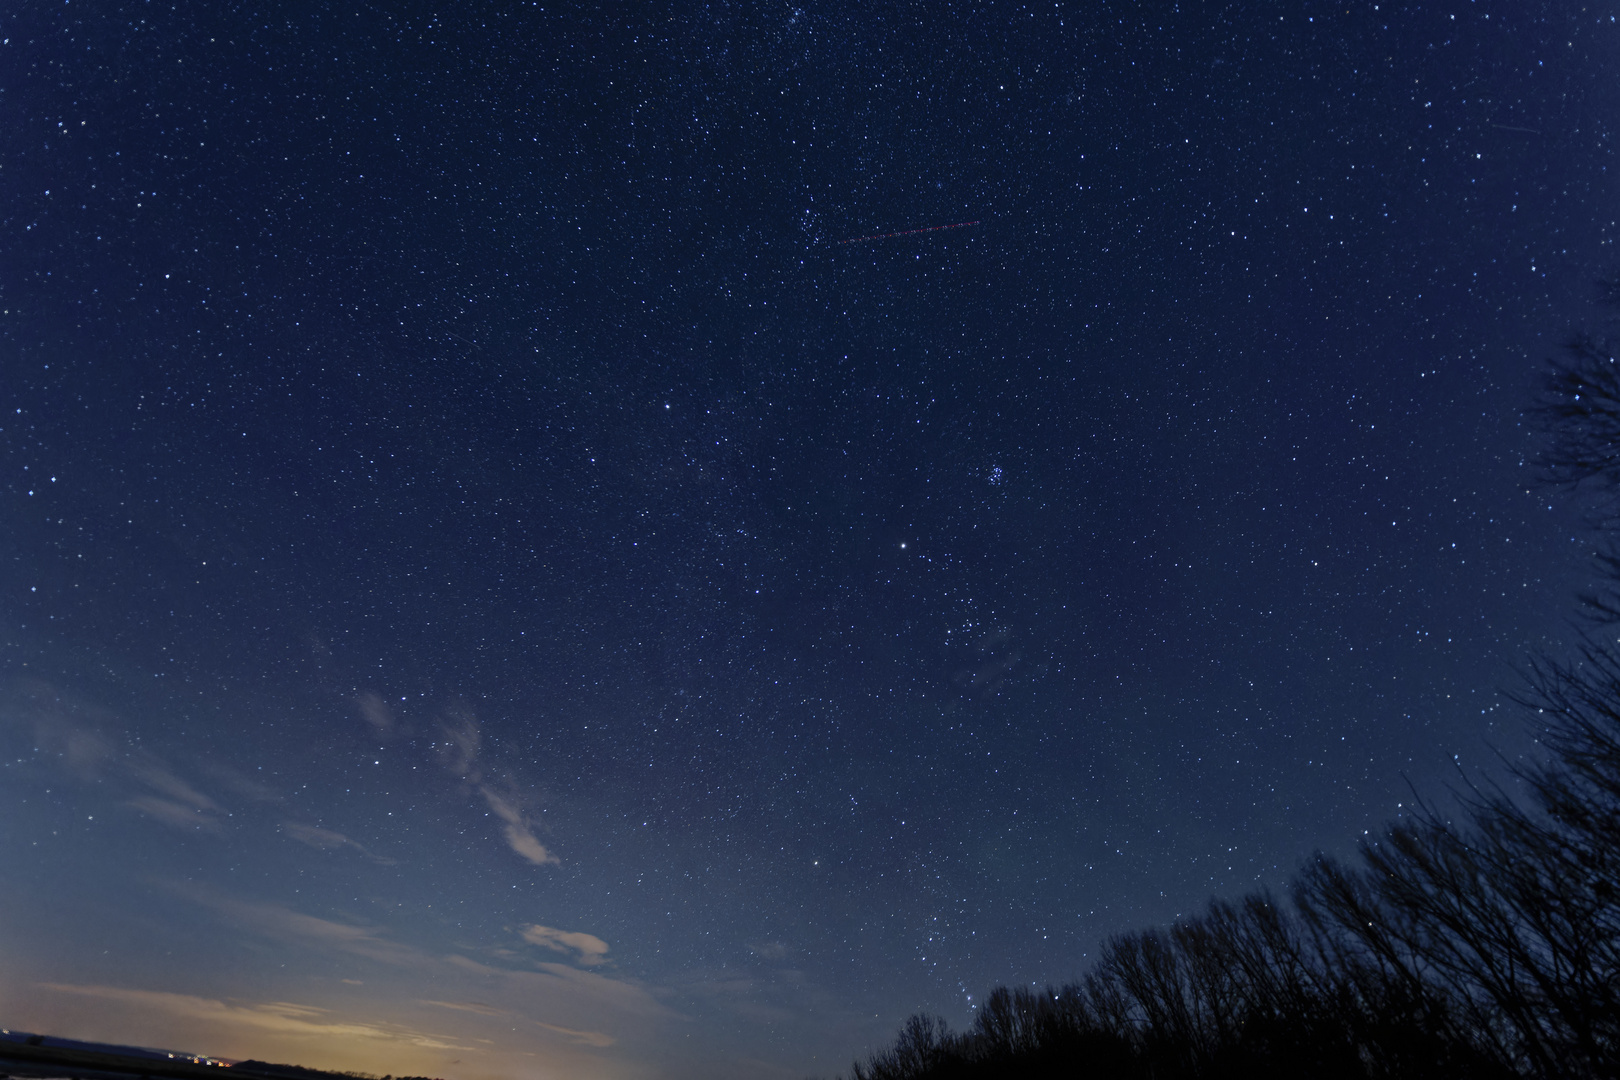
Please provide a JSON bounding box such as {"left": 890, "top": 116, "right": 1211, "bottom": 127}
{"left": 198, "top": 761, "right": 281, "bottom": 802}
{"left": 280, "top": 822, "right": 397, "bottom": 864}
{"left": 438, "top": 709, "right": 482, "bottom": 779}
{"left": 355, "top": 692, "right": 397, "bottom": 735}
{"left": 5, "top": 680, "right": 232, "bottom": 834}
{"left": 173, "top": 889, "right": 671, "bottom": 1043}
{"left": 127, "top": 795, "right": 228, "bottom": 834}
{"left": 129, "top": 760, "right": 224, "bottom": 813}
{"left": 421, "top": 1001, "right": 614, "bottom": 1048}
{"left": 422, "top": 999, "right": 506, "bottom": 1017}
{"left": 533, "top": 1020, "right": 615, "bottom": 1048}
{"left": 282, "top": 823, "right": 360, "bottom": 851}
{"left": 38, "top": 984, "right": 471, "bottom": 1050}
{"left": 520, "top": 924, "right": 610, "bottom": 967}
{"left": 439, "top": 710, "right": 559, "bottom": 866}
{"left": 442, "top": 954, "right": 677, "bottom": 1021}
{"left": 4, "top": 676, "right": 239, "bottom": 835}
{"left": 480, "top": 788, "right": 559, "bottom": 866}
{"left": 184, "top": 891, "right": 666, "bottom": 1024}
{"left": 182, "top": 891, "right": 429, "bottom": 969}
{"left": 126, "top": 758, "right": 231, "bottom": 833}
{"left": 748, "top": 941, "right": 792, "bottom": 961}
{"left": 7, "top": 679, "right": 119, "bottom": 778}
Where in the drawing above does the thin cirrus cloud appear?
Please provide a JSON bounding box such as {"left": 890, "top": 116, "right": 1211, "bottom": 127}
{"left": 355, "top": 691, "right": 398, "bottom": 735}
{"left": 421, "top": 1001, "right": 614, "bottom": 1048}
{"left": 3, "top": 679, "right": 232, "bottom": 834}
{"left": 281, "top": 823, "right": 363, "bottom": 852}
{"left": 747, "top": 941, "right": 793, "bottom": 960}
{"left": 442, "top": 953, "right": 674, "bottom": 1022}
{"left": 534, "top": 1019, "right": 615, "bottom": 1048}
{"left": 280, "top": 822, "right": 398, "bottom": 865}
{"left": 179, "top": 887, "right": 673, "bottom": 1024}
{"left": 520, "top": 924, "right": 611, "bottom": 967}
{"left": 5, "top": 679, "right": 119, "bottom": 778}
{"left": 179, "top": 889, "right": 430, "bottom": 969}
{"left": 438, "top": 710, "right": 559, "bottom": 866}
{"left": 480, "top": 788, "right": 558, "bottom": 866}
{"left": 197, "top": 760, "right": 282, "bottom": 803}
{"left": 147, "top": 888, "right": 669, "bottom": 1060}
{"left": 126, "top": 795, "right": 227, "bottom": 834}
{"left": 125, "top": 759, "right": 229, "bottom": 834}
{"left": 38, "top": 984, "right": 471, "bottom": 1050}
{"left": 421, "top": 999, "right": 506, "bottom": 1017}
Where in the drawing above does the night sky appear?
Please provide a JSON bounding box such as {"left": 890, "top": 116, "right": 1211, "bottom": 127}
{"left": 2, "top": 2, "right": 1618, "bottom": 1078}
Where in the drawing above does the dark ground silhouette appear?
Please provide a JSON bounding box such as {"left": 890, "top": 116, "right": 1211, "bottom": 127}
{"left": 0, "top": 1033, "right": 445, "bottom": 1080}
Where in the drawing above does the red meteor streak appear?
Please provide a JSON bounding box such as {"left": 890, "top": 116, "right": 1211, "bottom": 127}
{"left": 837, "top": 219, "right": 981, "bottom": 244}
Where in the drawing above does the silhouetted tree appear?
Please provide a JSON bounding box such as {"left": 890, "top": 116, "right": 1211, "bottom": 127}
{"left": 844, "top": 278, "right": 1620, "bottom": 1080}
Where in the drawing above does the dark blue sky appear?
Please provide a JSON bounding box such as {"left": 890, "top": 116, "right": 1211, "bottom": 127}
{"left": 2, "top": 3, "right": 1617, "bottom": 1077}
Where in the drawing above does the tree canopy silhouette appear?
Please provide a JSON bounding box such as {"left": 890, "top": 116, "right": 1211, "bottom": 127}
{"left": 846, "top": 286, "right": 1620, "bottom": 1080}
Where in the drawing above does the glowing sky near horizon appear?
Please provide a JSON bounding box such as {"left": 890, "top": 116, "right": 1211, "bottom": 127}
{"left": 2, "top": 3, "right": 1618, "bottom": 1078}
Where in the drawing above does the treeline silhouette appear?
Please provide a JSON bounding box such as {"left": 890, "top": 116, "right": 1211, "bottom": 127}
{"left": 850, "top": 296, "right": 1620, "bottom": 1080}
